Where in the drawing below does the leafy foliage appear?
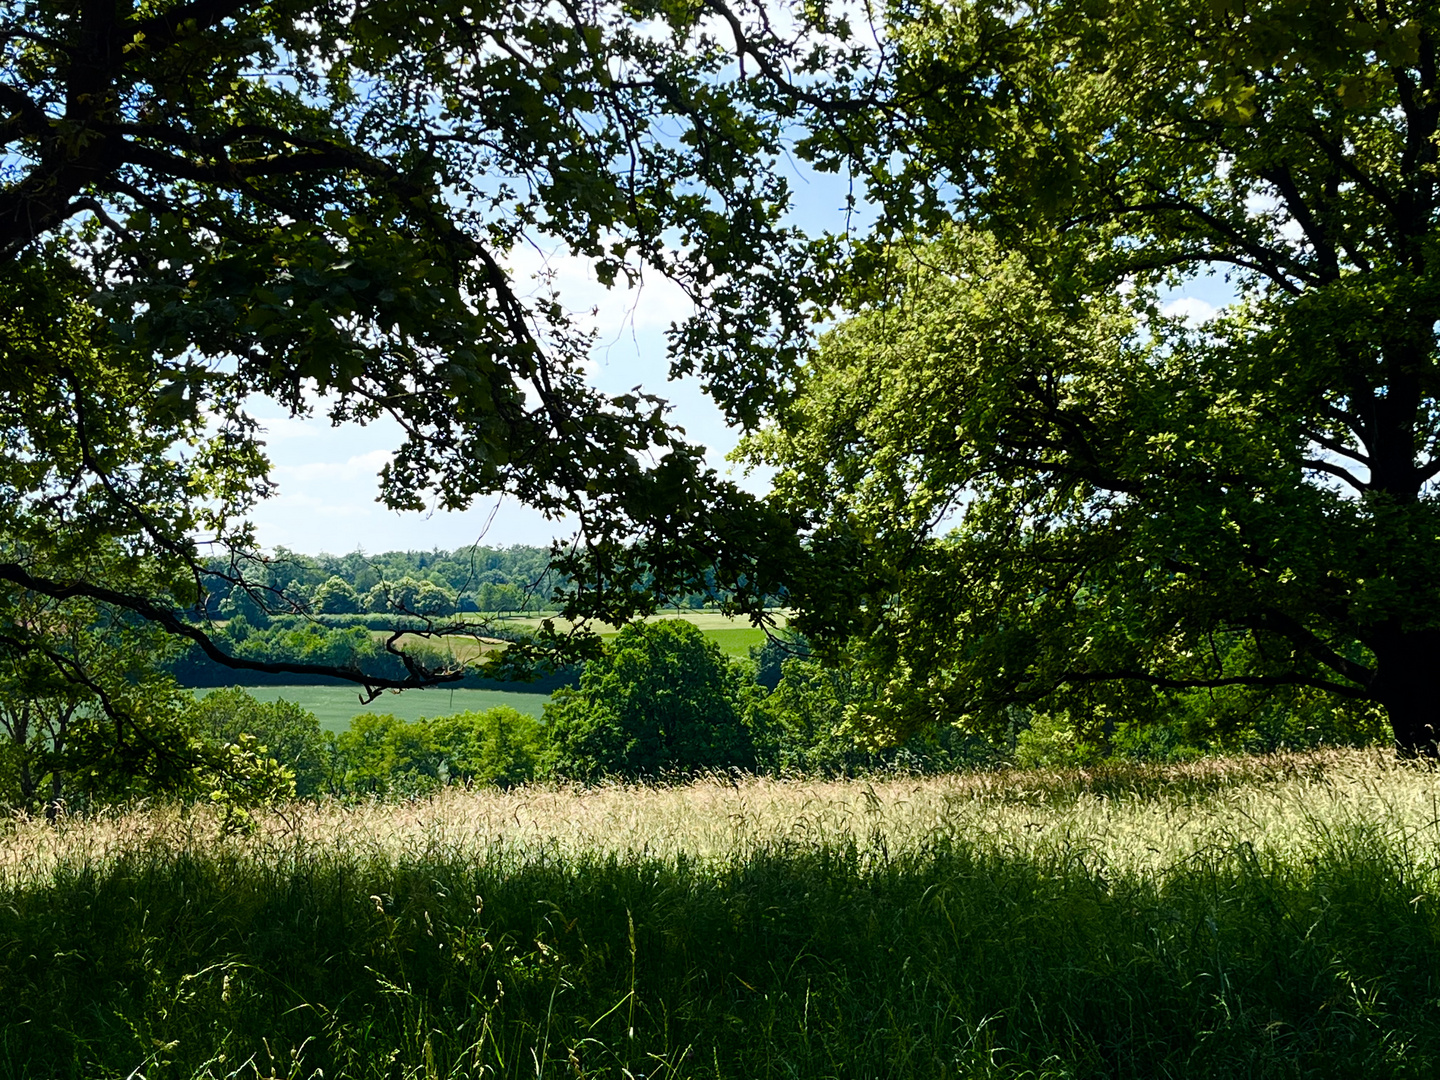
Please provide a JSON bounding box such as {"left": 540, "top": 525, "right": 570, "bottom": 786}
{"left": 0, "top": 548, "right": 206, "bottom": 814}
{"left": 749, "top": 648, "right": 998, "bottom": 775}
{"left": 329, "top": 706, "right": 545, "bottom": 795}
{"left": 191, "top": 688, "right": 330, "bottom": 798}
{"left": 752, "top": 0, "right": 1440, "bottom": 751}
{"left": 311, "top": 577, "right": 362, "bottom": 616}
{"left": 0, "top": 0, "right": 822, "bottom": 699}
{"left": 545, "top": 620, "right": 757, "bottom": 780}
{"left": 430, "top": 707, "right": 548, "bottom": 790}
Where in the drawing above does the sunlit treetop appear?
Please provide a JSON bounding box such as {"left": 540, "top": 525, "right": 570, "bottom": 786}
{"left": 751, "top": 0, "right": 1440, "bottom": 753}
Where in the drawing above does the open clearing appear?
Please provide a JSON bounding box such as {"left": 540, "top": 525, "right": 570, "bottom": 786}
{"left": 191, "top": 684, "right": 549, "bottom": 730}
{"left": 7, "top": 749, "right": 1440, "bottom": 1077}
{"left": 382, "top": 610, "right": 779, "bottom": 665}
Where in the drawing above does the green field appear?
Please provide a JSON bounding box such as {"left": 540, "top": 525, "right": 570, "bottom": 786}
{"left": 605, "top": 623, "right": 765, "bottom": 658}
{"left": 378, "top": 612, "right": 775, "bottom": 668}
{"left": 7, "top": 750, "right": 1440, "bottom": 1078}
{"left": 192, "top": 684, "right": 550, "bottom": 731}
{"left": 490, "top": 611, "right": 777, "bottom": 656}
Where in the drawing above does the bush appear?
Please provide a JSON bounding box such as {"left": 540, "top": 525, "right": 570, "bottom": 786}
{"left": 329, "top": 707, "right": 547, "bottom": 796}
{"left": 747, "top": 654, "right": 874, "bottom": 774}
{"left": 190, "top": 688, "right": 329, "bottom": 797}
{"left": 331, "top": 712, "right": 438, "bottom": 796}
{"left": 749, "top": 654, "right": 995, "bottom": 775}
{"left": 430, "top": 707, "right": 545, "bottom": 789}
{"left": 1006, "top": 681, "right": 1391, "bottom": 767}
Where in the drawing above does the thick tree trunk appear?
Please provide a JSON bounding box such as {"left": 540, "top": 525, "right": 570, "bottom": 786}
{"left": 1372, "top": 627, "right": 1440, "bottom": 757}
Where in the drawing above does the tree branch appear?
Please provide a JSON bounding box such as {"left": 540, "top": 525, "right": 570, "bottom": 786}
{"left": 1301, "top": 426, "right": 1370, "bottom": 465}
{"left": 1061, "top": 666, "right": 1370, "bottom": 699}
{"left": 1238, "top": 607, "right": 1375, "bottom": 689}
{"left": 0, "top": 83, "right": 49, "bottom": 136}
{"left": 0, "top": 562, "right": 464, "bottom": 697}
{"left": 698, "top": 0, "right": 876, "bottom": 113}
{"left": 128, "top": 0, "right": 255, "bottom": 51}
{"left": 1301, "top": 456, "right": 1369, "bottom": 492}
{"left": 1117, "top": 193, "right": 1311, "bottom": 294}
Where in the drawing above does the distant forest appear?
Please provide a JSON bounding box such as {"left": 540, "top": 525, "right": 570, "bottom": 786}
{"left": 170, "top": 545, "right": 720, "bottom": 689}
{"left": 199, "top": 544, "right": 722, "bottom": 624}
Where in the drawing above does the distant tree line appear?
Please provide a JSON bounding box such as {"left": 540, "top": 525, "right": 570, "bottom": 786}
{"left": 162, "top": 545, "right": 729, "bottom": 690}
{"left": 197, "top": 545, "right": 727, "bottom": 626}
{"left": 3, "top": 617, "right": 1389, "bottom": 819}
{"left": 200, "top": 545, "right": 564, "bottom": 623}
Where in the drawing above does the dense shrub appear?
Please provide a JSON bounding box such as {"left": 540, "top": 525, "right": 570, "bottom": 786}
{"left": 430, "top": 707, "right": 546, "bottom": 789}
{"left": 190, "top": 688, "right": 330, "bottom": 797}
{"left": 747, "top": 653, "right": 874, "bottom": 774}
{"left": 1014, "top": 685, "right": 1390, "bottom": 768}
{"left": 330, "top": 707, "right": 546, "bottom": 796}
{"left": 750, "top": 653, "right": 997, "bottom": 775}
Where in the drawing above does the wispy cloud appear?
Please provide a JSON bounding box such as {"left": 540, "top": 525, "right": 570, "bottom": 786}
{"left": 1161, "top": 297, "right": 1218, "bottom": 326}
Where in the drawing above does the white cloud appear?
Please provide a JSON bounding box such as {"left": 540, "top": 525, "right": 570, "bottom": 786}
{"left": 253, "top": 411, "right": 326, "bottom": 443}
{"left": 249, "top": 439, "right": 575, "bottom": 551}
{"left": 1244, "top": 188, "right": 1304, "bottom": 245}
{"left": 504, "top": 241, "right": 697, "bottom": 344}
{"left": 272, "top": 448, "right": 393, "bottom": 486}
{"left": 1161, "top": 297, "right": 1218, "bottom": 326}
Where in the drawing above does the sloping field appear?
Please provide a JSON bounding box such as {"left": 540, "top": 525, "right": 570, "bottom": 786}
{"left": 6, "top": 750, "right": 1434, "bottom": 1078}
{"left": 193, "top": 684, "right": 549, "bottom": 731}
{"left": 383, "top": 610, "right": 781, "bottom": 665}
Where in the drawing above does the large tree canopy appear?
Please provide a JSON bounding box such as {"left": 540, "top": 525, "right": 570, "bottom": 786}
{"left": 544, "top": 619, "right": 756, "bottom": 779}
{"left": 17, "top": 0, "right": 1440, "bottom": 767}
{"left": 751, "top": 0, "right": 1440, "bottom": 752}
{"left": 0, "top": 0, "right": 835, "bottom": 705}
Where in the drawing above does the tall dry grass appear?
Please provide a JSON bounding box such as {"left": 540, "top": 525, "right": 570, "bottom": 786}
{"left": 7, "top": 748, "right": 1440, "bottom": 1079}
{"left": 5, "top": 747, "right": 1434, "bottom": 883}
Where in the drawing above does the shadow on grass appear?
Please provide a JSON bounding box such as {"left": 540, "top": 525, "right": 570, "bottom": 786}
{"left": 2, "top": 822, "right": 1437, "bottom": 1079}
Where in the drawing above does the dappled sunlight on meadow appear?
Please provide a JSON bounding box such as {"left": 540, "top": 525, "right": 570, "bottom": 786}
{"left": 10, "top": 749, "right": 1440, "bottom": 1078}
{"left": 7, "top": 748, "right": 1438, "bottom": 885}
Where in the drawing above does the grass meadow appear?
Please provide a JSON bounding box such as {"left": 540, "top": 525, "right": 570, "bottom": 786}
{"left": 192, "top": 685, "right": 550, "bottom": 732}
{"left": 371, "top": 612, "right": 771, "bottom": 681}
{"left": 5, "top": 750, "right": 1440, "bottom": 1078}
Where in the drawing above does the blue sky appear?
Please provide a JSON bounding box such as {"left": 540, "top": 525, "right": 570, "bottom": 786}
{"left": 243, "top": 261, "right": 738, "bottom": 554}
{"left": 244, "top": 158, "right": 873, "bottom": 556}
{"left": 242, "top": 165, "right": 1237, "bottom": 557}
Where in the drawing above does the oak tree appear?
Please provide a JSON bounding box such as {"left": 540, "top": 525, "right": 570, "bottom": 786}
{"left": 544, "top": 620, "right": 756, "bottom": 779}
{"left": 753, "top": 0, "right": 1440, "bottom": 752}
{"left": 0, "top": 0, "right": 819, "bottom": 714}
